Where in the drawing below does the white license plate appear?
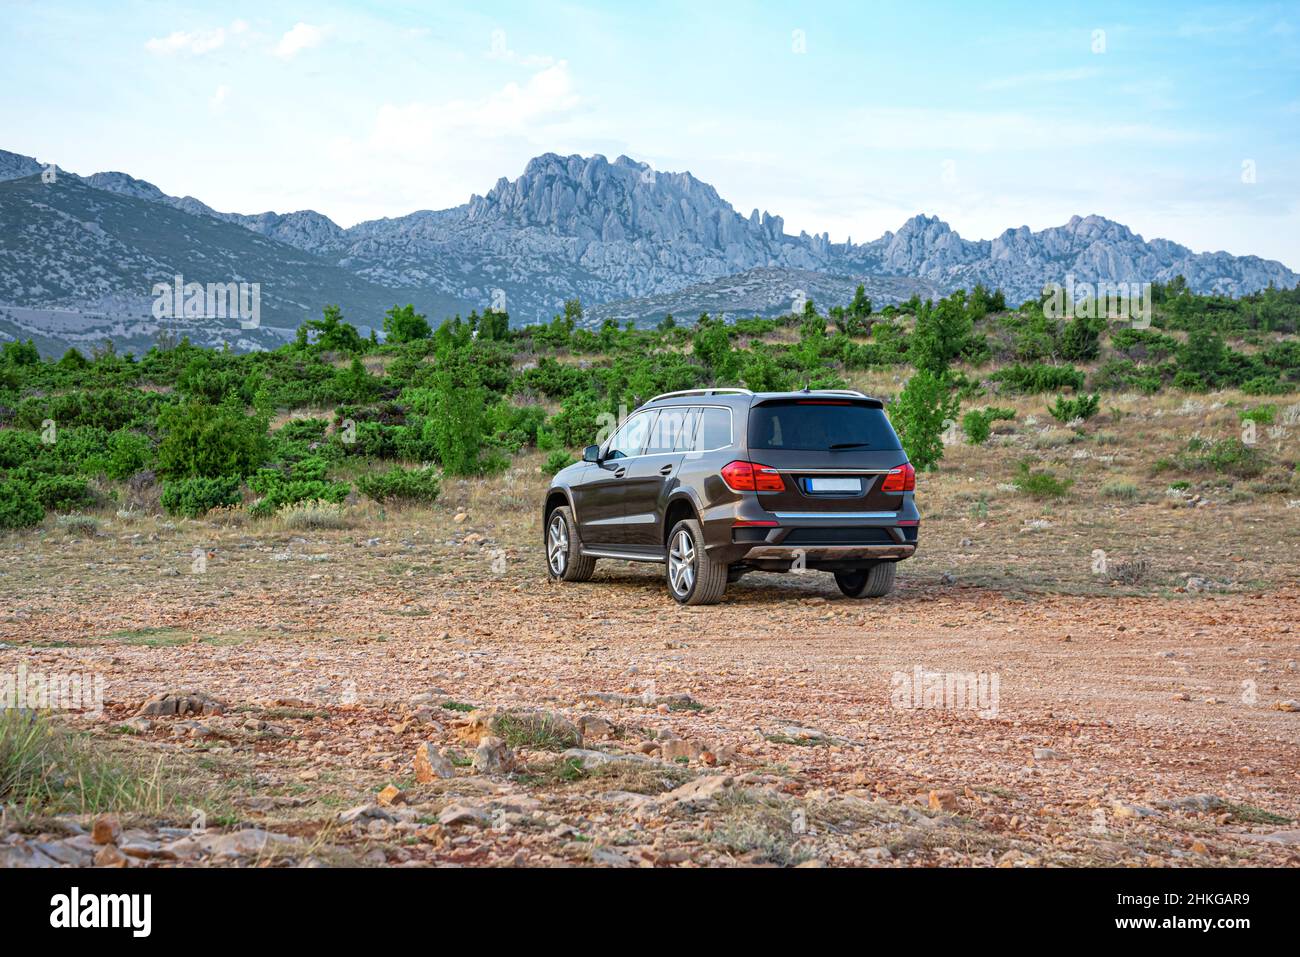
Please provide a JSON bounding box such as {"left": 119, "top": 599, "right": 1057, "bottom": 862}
{"left": 807, "top": 477, "right": 862, "bottom": 492}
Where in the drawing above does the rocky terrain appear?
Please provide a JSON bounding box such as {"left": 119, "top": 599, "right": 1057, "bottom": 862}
{"left": 2, "top": 383, "right": 1297, "bottom": 868}
{"left": 2, "top": 148, "right": 1295, "bottom": 354}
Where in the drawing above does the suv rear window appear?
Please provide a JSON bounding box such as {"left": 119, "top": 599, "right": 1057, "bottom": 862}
{"left": 748, "top": 400, "right": 901, "bottom": 451}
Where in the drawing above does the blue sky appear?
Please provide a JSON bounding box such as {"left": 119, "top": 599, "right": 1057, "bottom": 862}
{"left": 4, "top": 0, "right": 1298, "bottom": 267}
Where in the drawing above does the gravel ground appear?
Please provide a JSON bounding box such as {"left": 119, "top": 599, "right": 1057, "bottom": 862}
{"left": 2, "top": 511, "right": 1297, "bottom": 868}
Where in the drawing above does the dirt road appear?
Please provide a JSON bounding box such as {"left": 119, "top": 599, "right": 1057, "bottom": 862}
{"left": 3, "top": 515, "right": 1297, "bottom": 866}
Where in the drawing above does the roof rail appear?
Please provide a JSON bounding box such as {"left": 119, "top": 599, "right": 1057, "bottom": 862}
{"left": 813, "top": 389, "right": 871, "bottom": 398}
{"left": 646, "top": 388, "right": 754, "bottom": 403}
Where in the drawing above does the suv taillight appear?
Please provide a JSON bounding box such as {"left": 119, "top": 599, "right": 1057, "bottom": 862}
{"left": 720, "top": 460, "right": 785, "bottom": 492}
{"left": 880, "top": 462, "right": 915, "bottom": 492}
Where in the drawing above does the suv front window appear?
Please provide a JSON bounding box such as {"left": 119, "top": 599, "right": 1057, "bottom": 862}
{"left": 605, "top": 412, "right": 652, "bottom": 459}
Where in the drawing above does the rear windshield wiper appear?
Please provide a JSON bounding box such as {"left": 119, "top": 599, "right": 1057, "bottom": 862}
{"left": 828, "top": 442, "right": 870, "bottom": 449}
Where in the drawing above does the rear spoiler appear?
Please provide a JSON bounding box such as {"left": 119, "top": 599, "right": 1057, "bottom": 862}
{"left": 754, "top": 391, "right": 884, "bottom": 409}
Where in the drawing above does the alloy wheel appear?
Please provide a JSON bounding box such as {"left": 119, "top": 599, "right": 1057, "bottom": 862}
{"left": 547, "top": 513, "right": 569, "bottom": 575}
{"left": 668, "top": 528, "right": 696, "bottom": 596}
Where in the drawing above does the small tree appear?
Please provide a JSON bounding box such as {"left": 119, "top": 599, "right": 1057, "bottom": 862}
{"left": 383, "top": 304, "right": 431, "bottom": 343}
{"left": 891, "top": 370, "right": 960, "bottom": 471}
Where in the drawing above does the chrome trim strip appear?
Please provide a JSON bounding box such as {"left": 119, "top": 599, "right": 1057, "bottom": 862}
{"left": 580, "top": 548, "right": 666, "bottom": 563}
{"left": 772, "top": 511, "right": 898, "bottom": 519}
{"left": 775, "top": 468, "right": 892, "bottom": 474}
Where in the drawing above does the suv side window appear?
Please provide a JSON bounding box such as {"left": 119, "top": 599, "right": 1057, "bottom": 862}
{"left": 695, "top": 407, "right": 732, "bottom": 451}
{"left": 646, "top": 407, "right": 693, "bottom": 454}
{"left": 605, "top": 412, "right": 652, "bottom": 459}
{"left": 671, "top": 407, "right": 701, "bottom": 452}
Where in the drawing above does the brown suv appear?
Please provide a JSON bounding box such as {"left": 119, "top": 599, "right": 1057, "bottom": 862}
{"left": 542, "top": 388, "right": 918, "bottom": 604}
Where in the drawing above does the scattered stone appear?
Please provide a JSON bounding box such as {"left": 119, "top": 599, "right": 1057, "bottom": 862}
{"left": 561, "top": 748, "right": 655, "bottom": 770}
{"left": 1238, "top": 830, "right": 1300, "bottom": 846}
{"left": 1156, "top": 794, "right": 1226, "bottom": 813}
{"left": 1032, "top": 747, "right": 1063, "bottom": 761}
{"left": 1112, "top": 802, "right": 1161, "bottom": 820}
{"left": 93, "top": 843, "right": 130, "bottom": 867}
{"left": 438, "top": 804, "right": 490, "bottom": 827}
{"left": 198, "top": 828, "right": 300, "bottom": 860}
{"left": 453, "top": 512, "right": 468, "bottom": 523}
{"left": 929, "top": 789, "right": 959, "bottom": 812}
{"left": 664, "top": 775, "right": 733, "bottom": 807}
{"left": 91, "top": 815, "right": 121, "bottom": 846}
{"left": 413, "top": 742, "right": 456, "bottom": 782}
{"left": 578, "top": 715, "right": 614, "bottom": 740}
{"left": 376, "top": 785, "right": 406, "bottom": 807}
{"left": 1274, "top": 699, "right": 1299, "bottom": 713}
{"left": 661, "top": 739, "right": 704, "bottom": 762}
{"left": 338, "top": 804, "right": 397, "bottom": 826}
{"left": 472, "top": 735, "right": 515, "bottom": 775}
{"left": 136, "top": 690, "right": 225, "bottom": 718}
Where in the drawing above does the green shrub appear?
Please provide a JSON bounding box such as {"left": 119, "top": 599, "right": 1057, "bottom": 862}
{"left": 101, "top": 430, "right": 154, "bottom": 479}
{"left": 1239, "top": 405, "right": 1276, "bottom": 425}
{"left": 1173, "top": 438, "right": 1265, "bottom": 479}
{"left": 992, "top": 363, "right": 1085, "bottom": 394}
{"left": 277, "top": 499, "right": 350, "bottom": 529}
{"left": 0, "top": 480, "right": 44, "bottom": 528}
{"left": 961, "top": 407, "right": 1015, "bottom": 444}
{"left": 160, "top": 476, "right": 242, "bottom": 517}
{"left": 1057, "top": 316, "right": 1104, "bottom": 362}
{"left": 543, "top": 450, "right": 575, "bottom": 473}
{"left": 31, "top": 474, "right": 93, "bottom": 511}
{"left": 1047, "top": 393, "right": 1100, "bottom": 423}
{"left": 1015, "top": 459, "right": 1073, "bottom": 498}
{"left": 1240, "top": 376, "right": 1286, "bottom": 396}
{"left": 1092, "top": 358, "right": 1168, "bottom": 394}
{"left": 1110, "top": 328, "right": 1178, "bottom": 361}
{"left": 355, "top": 466, "right": 441, "bottom": 504}
{"left": 156, "top": 399, "right": 270, "bottom": 479}
{"left": 0, "top": 429, "right": 42, "bottom": 468}
{"left": 1100, "top": 479, "right": 1140, "bottom": 500}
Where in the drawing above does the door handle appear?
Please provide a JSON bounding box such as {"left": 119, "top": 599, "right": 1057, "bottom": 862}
{"left": 659, "top": 464, "right": 673, "bottom": 475}
{"left": 614, "top": 467, "right": 626, "bottom": 478}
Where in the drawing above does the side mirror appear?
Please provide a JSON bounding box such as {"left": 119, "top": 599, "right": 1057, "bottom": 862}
{"left": 582, "top": 445, "right": 601, "bottom": 463}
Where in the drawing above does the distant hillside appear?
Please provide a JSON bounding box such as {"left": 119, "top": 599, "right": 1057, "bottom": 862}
{"left": 586, "top": 268, "right": 940, "bottom": 325}
{"left": 1, "top": 147, "right": 1296, "bottom": 353}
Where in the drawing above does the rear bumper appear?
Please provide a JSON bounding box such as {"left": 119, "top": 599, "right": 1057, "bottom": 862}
{"left": 744, "top": 543, "right": 916, "bottom": 562}
{"left": 700, "top": 497, "right": 921, "bottom": 568}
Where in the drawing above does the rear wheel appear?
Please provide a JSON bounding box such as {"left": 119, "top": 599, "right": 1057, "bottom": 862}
{"left": 835, "top": 562, "right": 896, "bottom": 598}
{"left": 666, "top": 519, "right": 727, "bottom": 605}
{"left": 545, "top": 507, "right": 595, "bottom": 582}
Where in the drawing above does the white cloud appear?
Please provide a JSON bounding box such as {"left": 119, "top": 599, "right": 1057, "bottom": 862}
{"left": 145, "top": 27, "right": 226, "bottom": 56}
{"left": 367, "top": 61, "right": 578, "bottom": 151}
{"left": 210, "top": 85, "right": 229, "bottom": 112}
{"left": 275, "top": 23, "right": 327, "bottom": 59}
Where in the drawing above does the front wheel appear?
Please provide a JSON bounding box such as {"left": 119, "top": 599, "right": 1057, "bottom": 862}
{"left": 835, "top": 562, "right": 896, "bottom": 598}
{"left": 666, "top": 519, "right": 727, "bottom": 605}
{"left": 545, "top": 506, "right": 596, "bottom": 582}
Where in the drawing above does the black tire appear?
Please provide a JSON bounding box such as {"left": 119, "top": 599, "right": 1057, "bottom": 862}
{"left": 545, "top": 506, "right": 595, "bottom": 582}
{"left": 835, "top": 562, "right": 896, "bottom": 598}
{"left": 666, "top": 518, "right": 727, "bottom": 605}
